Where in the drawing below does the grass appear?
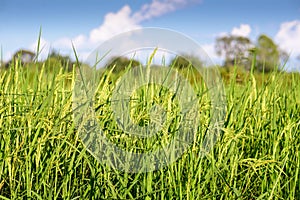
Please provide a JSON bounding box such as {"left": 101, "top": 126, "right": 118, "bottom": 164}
{"left": 0, "top": 59, "right": 299, "bottom": 199}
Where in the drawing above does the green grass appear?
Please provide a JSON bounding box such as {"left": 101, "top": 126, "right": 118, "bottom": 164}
{"left": 0, "top": 61, "right": 299, "bottom": 199}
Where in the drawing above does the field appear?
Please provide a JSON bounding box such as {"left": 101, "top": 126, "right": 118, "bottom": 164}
{"left": 0, "top": 61, "right": 299, "bottom": 199}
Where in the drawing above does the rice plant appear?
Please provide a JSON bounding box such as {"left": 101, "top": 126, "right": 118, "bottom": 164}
{"left": 0, "top": 57, "right": 299, "bottom": 199}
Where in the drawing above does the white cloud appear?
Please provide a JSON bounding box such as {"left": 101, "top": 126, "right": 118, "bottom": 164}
{"left": 231, "top": 24, "right": 252, "bottom": 37}
{"left": 30, "top": 37, "right": 49, "bottom": 52}
{"left": 90, "top": 5, "right": 141, "bottom": 44}
{"left": 53, "top": 37, "right": 72, "bottom": 49}
{"left": 27, "top": 5, "right": 140, "bottom": 61}
{"left": 73, "top": 35, "right": 88, "bottom": 47}
{"left": 53, "top": 34, "right": 88, "bottom": 50}
{"left": 216, "top": 24, "right": 252, "bottom": 38}
{"left": 50, "top": 5, "right": 140, "bottom": 52}
{"left": 29, "top": 37, "right": 51, "bottom": 60}
{"left": 217, "top": 32, "right": 228, "bottom": 37}
{"left": 201, "top": 43, "right": 222, "bottom": 65}
{"left": 3, "top": 51, "right": 13, "bottom": 62}
{"left": 25, "top": 0, "right": 201, "bottom": 61}
{"left": 275, "top": 20, "right": 300, "bottom": 56}
{"left": 132, "top": 0, "right": 197, "bottom": 23}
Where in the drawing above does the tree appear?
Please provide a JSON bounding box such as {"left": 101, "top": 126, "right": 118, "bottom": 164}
{"left": 168, "top": 54, "right": 205, "bottom": 85}
{"left": 0, "top": 61, "right": 4, "bottom": 68}
{"left": 254, "top": 34, "right": 281, "bottom": 72}
{"left": 215, "top": 35, "right": 252, "bottom": 67}
{"left": 105, "top": 56, "right": 141, "bottom": 73}
{"left": 45, "top": 50, "right": 74, "bottom": 72}
{"left": 169, "top": 54, "right": 203, "bottom": 70}
{"left": 5, "top": 49, "right": 35, "bottom": 68}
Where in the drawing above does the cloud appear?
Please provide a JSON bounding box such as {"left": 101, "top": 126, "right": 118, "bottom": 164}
{"left": 275, "top": 20, "right": 300, "bottom": 56}
{"left": 52, "top": 5, "right": 140, "bottom": 50}
{"left": 30, "top": 37, "right": 49, "bottom": 52}
{"left": 29, "top": 37, "right": 51, "bottom": 60}
{"left": 89, "top": 5, "right": 141, "bottom": 44}
{"left": 201, "top": 43, "right": 222, "bottom": 65}
{"left": 27, "top": 0, "right": 201, "bottom": 61}
{"left": 216, "top": 24, "right": 252, "bottom": 38}
{"left": 3, "top": 51, "right": 13, "bottom": 62}
{"left": 53, "top": 34, "right": 89, "bottom": 50}
{"left": 29, "top": 5, "right": 140, "bottom": 60}
{"left": 217, "top": 32, "right": 228, "bottom": 37}
{"left": 231, "top": 24, "right": 252, "bottom": 37}
{"left": 88, "top": 0, "right": 201, "bottom": 44}
{"left": 133, "top": 0, "right": 199, "bottom": 23}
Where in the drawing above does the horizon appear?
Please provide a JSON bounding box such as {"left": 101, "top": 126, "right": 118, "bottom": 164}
{"left": 0, "top": 0, "right": 299, "bottom": 71}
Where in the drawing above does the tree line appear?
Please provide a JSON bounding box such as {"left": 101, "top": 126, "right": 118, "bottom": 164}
{"left": 2, "top": 49, "right": 75, "bottom": 72}
{"left": 215, "top": 34, "right": 288, "bottom": 72}
{"left": 1, "top": 33, "right": 292, "bottom": 73}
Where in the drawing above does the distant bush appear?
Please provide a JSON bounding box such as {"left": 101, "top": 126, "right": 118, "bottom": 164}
{"left": 5, "top": 49, "right": 35, "bottom": 68}
{"left": 105, "top": 56, "right": 141, "bottom": 74}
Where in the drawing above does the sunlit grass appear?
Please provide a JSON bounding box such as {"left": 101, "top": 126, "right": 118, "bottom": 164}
{"left": 0, "top": 59, "right": 299, "bottom": 199}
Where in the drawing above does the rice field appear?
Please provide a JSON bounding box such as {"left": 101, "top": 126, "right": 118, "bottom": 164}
{"left": 0, "top": 60, "right": 299, "bottom": 199}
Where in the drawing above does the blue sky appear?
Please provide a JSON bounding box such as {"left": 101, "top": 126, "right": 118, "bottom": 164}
{"left": 1, "top": 0, "right": 300, "bottom": 70}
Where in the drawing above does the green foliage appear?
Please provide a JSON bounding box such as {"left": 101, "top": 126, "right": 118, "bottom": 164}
{"left": 254, "top": 34, "right": 280, "bottom": 72}
{"left": 168, "top": 55, "right": 206, "bottom": 86}
{"left": 0, "top": 61, "right": 299, "bottom": 199}
{"left": 0, "top": 61, "right": 5, "bottom": 68}
{"left": 45, "top": 50, "right": 74, "bottom": 72}
{"left": 218, "top": 65, "right": 248, "bottom": 84}
{"left": 105, "top": 56, "right": 141, "bottom": 73}
{"left": 3, "top": 49, "right": 75, "bottom": 72}
{"left": 169, "top": 54, "right": 203, "bottom": 70}
{"left": 215, "top": 34, "right": 288, "bottom": 73}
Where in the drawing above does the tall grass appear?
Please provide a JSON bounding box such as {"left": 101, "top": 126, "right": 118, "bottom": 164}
{"left": 0, "top": 60, "right": 299, "bottom": 199}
